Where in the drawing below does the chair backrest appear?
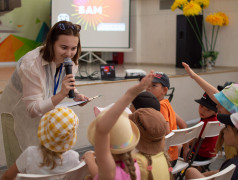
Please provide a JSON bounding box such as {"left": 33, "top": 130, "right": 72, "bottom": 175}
{"left": 189, "top": 121, "right": 225, "bottom": 163}
{"left": 1, "top": 112, "right": 22, "bottom": 168}
{"left": 165, "top": 121, "right": 204, "bottom": 150}
{"left": 165, "top": 132, "right": 175, "bottom": 150}
{"left": 189, "top": 164, "right": 236, "bottom": 180}
{"left": 165, "top": 87, "right": 175, "bottom": 102}
{"left": 201, "top": 121, "right": 225, "bottom": 139}
{"left": 16, "top": 161, "right": 89, "bottom": 180}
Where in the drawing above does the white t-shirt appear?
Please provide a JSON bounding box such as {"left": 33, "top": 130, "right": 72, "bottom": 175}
{"left": 16, "top": 146, "right": 81, "bottom": 174}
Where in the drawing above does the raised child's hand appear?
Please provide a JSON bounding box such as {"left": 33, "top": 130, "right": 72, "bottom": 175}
{"left": 182, "top": 62, "right": 196, "bottom": 79}
{"left": 81, "top": 150, "right": 95, "bottom": 163}
{"left": 127, "top": 70, "right": 154, "bottom": 96}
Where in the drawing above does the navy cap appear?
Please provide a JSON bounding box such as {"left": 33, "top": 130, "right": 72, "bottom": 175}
{"left": 195, "top": 92, "right": 217, "bottom": 112}
{"left": 152, "top": 72, "right": 170, "bottom": 88}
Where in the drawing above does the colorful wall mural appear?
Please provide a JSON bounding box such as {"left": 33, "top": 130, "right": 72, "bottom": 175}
{"left": 0, "top": 0, "right": 51, "bottom": 62}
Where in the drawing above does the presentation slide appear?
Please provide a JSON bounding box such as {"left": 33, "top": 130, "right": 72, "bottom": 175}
{"left": 51, "top": 0, "right": 130, "bottom": 49}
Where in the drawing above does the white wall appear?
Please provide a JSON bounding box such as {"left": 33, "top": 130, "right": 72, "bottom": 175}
{"left": 125, "top": 0, "right": 238, "bottom": 67}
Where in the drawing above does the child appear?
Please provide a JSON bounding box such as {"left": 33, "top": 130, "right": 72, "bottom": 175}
{"left": 192, "top": 92, "right": 218, "bottom": 161}
{"left": 185, "top": 112, "right": 238, "bottom": 180}
{"left": 146, "top": 72, "right": 189, "bottom": 166}
{"left": 130, "top": 108, "right": 173, "bottom": 180}
{"left": 182, "top": 62, "right": 238, "bottom": 114}
{"left": 130, "top": 91, "right": 160, "bottom": 113}
{"left": 83, "top": 71, "right": 154, "bottom": 180}
{"left": 182, "top": 62, "right": 238, "bottom": 159}
{"left": 129, "top": 92, "right": 170, "bottom": 135}
{"left": 1, "top": 107, "right": 81, "bottom": 180}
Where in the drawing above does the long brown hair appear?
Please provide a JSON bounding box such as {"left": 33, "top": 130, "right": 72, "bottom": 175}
{"left": 39, "top": 145, "right": 63, "bottom": 169}
{"left": 113, "top": 151, "right": 137, "bottom": 180}
{"left": 40, "top": 21, "right": 81, "bottom": 64}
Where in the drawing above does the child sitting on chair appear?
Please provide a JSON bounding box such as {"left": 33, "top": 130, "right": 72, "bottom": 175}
{"left": 146, "top": 72, "right": 188, "bottom": 166}
{"left": 1, "top": 107, "right": 81, "bottom": 180}
{"left": 185, "top": 113, "right": 238, "bottom": 180}
{"left": 185, "top": 92, "right": 218, "bottom": 161}
{"left": 130, "top": 108, "right": 173, "bottom": 180}
{"left": 82, "top": 71, "right": 154, "bottom": 180}
{"left": 182, "top": 62, "right": 238, "bottom": 160}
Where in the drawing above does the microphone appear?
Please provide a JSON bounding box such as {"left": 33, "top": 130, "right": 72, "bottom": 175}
{"left": 64, "top": 58, "right": 74, "bottom": 98}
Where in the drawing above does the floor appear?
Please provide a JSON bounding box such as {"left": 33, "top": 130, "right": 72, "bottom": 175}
{"left": 0, "top": 155, "right": 226, "bottom": 179}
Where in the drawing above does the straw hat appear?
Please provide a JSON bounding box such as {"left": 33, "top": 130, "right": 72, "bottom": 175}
{"left": 88, "top": 110, "right": 140, "bottom": 154}
{"left": 130, "top": 108, "right": 167, "bottom": 155}
{"left": 94, "top": 104, "right": 132, "bottom": 117}
{"left": 38, "top": 107, "right": 79, "bottom": 152}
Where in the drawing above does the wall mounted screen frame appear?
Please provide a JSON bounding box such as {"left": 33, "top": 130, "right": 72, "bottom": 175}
{"left": 51, "top": 0, "right": 131, "bottom": 50}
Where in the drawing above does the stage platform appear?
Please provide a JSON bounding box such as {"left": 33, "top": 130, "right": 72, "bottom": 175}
{"left": 1, "top": 62, "right": 236, "bottom": 93}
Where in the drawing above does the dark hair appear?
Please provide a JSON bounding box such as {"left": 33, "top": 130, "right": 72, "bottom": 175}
{"left": 40, "top": 21, "right": 81, "bottom": 65}
{"left": 217, "top": 81, "right": 233, "bottom": 91}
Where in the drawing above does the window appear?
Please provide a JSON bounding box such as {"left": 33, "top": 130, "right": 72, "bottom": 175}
{"left": 160, "top": 0, "right": 173, "bottom": 10}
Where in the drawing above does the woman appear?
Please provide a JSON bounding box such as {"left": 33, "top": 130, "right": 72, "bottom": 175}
{"left": 0, "top": 21, "right": 88, "bottom": 164}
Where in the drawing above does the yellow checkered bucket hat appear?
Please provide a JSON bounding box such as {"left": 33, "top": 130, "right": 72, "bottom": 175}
{"left": 38, "top": 107, "right": 79, "bottom": 152}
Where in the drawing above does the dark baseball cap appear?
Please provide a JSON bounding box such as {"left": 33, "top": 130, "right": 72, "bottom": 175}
{"left": 195, "top": 92, "right": 217, "bottom": 112}
{"left": 152, "top": 72, "right": 170, "bottom": 88}
{"left": 132, "top": 91, "right": 160, "bottom": 111}
{"left": 217, "top": 113, "right": 238, "bottom": 129}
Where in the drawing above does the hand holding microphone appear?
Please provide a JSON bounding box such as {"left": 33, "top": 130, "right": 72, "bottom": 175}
{"left": 64, "top": 57, "right": 75, "bottom": 98}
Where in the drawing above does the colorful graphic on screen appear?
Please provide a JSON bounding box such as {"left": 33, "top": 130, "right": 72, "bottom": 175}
{"left": 70, "top": 0, "right": 123, "bottom": 31}
{"left": 52, "top": 0, "right": 130, "bottom": 48}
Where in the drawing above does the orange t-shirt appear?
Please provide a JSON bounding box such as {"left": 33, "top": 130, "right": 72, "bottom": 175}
{"left": 160, "top": 99, "right": 178, "bottom": 161}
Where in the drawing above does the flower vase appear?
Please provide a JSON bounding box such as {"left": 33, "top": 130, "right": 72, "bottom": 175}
{"left": 205, "top": 56, "right": 214, "bottom": 70}
{"left": 202, "top": 51, "right": 219, "bottom": 70}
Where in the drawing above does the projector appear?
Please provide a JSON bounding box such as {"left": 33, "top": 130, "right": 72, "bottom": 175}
{"left": 125, "top": 69, "right": 146, "bottom": 79}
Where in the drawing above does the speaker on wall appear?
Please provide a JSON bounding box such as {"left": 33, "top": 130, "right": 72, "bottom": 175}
{"left": 176, "top": 15, "right": 203, "bottom": 68}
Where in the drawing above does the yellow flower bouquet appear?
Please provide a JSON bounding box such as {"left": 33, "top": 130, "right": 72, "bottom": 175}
{"left": 171, "top": 0, "right": 229, "bottom": 68}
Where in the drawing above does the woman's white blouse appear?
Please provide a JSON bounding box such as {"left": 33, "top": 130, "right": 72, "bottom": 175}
{"left": 0, "top": 46, "right": 78, "bottom": 150}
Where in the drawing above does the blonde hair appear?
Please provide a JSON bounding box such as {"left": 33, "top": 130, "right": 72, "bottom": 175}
{"left": 113, "top": 151, "right": 137, "bottom": 180}
{"left": 215, "top": 126, "right": 238, "bottom": 156}
{"left": 140, "top": 151, "right": 174, "bottom": 180}
{"left": 215, "top": 127, "right": 225, "bottom": 154}
{"left": 39, "top": 145, "right": 63, "bottom": 169}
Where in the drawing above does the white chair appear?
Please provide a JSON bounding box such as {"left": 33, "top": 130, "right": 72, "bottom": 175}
{"left": 1, "top": 112, "right": 22, "bottom": 168}
{"left": 16, "top": 161, "right": 89, "bottom": 180}
{"left": 188, "top": 164, "right": 236, "bottom": 180}
{"left": 165, "top": 132, "right": 175, "bottom": 150}
{"left": 182, "top": 121, "right": 225, "bottom": 172}
{"left": 165, "top": 121, "right": 204, "bottom": 176}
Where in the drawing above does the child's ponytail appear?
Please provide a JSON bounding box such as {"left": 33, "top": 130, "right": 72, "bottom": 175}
{"left": 141, "top": 153, "right": 153, "bottom": 180}
{"left": 120, "top": 152, "right": 137, "bottom": 180}
{"left": 163, "top": 151, "right": 174, "bottom": 180}
{"left": 39, "top": 145, "right": 63, "bottom": 169}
